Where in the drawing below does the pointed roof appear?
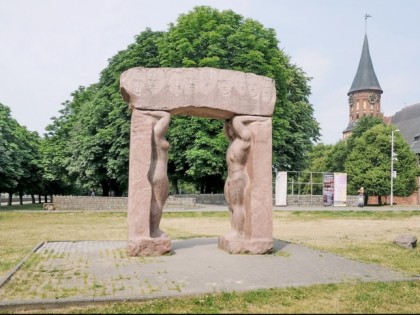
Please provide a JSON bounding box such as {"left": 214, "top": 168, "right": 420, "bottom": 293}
{"left": 348, "top": 34, "right": 383, "bottom": 94}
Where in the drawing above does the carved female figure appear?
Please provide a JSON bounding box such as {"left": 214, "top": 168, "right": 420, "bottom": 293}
{"left": 224, "top": 116, "right": 252, "bottom": 237}
{"left": 144, "top": 111, "right": 171, "bottom": 238}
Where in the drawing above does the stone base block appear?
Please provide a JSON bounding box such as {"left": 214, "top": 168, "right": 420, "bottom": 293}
{"left": 218, "top": 235, "right": 273, "bottom": 254}
{"left": 127, "top": 237, "right": 172, "bottom": 256}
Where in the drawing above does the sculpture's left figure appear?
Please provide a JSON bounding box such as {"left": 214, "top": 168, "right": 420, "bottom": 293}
{"left": 148, "top": 111, "right": 170, "bottom": 238}
{"left": 127, "top": 109, "right": 172, "bottom": 256}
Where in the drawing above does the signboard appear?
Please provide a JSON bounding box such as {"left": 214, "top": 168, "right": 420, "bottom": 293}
{"left": 333, "top": 172, "right": 347, "bottom": 207}
{"left": 275, "top": 171, "right": 288, "bottom": 206}
{"left": 323, "top": 173, "right": 334, "bottom": 206}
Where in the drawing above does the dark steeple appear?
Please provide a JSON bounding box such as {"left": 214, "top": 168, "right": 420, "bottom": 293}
{"left": 348, "top": 34, "right": 383, "bottom": 94}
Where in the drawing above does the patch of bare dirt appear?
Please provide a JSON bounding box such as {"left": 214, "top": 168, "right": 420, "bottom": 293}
{"left": 162, "top": 215, "right": 420, "bottom": 248}
{"left": 273, "top": 217, "right": 420, "bottom": 247}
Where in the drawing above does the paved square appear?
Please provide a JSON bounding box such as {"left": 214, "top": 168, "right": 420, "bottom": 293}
{"left": 0, "top": 238, "right": 416, "bottom": 308}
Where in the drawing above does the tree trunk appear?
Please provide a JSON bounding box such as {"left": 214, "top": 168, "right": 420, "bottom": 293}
{"left": 19, "top": 191, "right": 23, "bottom": 205}
{"left": 172, "top": 178, "right": 179, "bottom": 195}
{"left": 101, "top": 180, "right": 109, "bottom": 197}
{"left": 378, "top": 195, "right": 382, "bottom": 206}
{"left": 110, "top": 180, "right": 122, "bottom": 197}
{"left": 8, "top": 193, "right": 12, "bottom": 206}
{"left": 31, "top": 194, "right": 35, "bottom": 204}
{"left": 38, "top": 194, "right": 42, "bottom": 203}
{"left": 44, "top": 195, "right": 48, "bottom": 203}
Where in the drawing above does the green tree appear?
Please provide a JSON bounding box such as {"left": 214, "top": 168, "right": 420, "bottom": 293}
{"left": 323, "top": 117, "right": 384, "bottom": 174}
{"left": 42, "top": 97, "right": 85, "bottom": 197}
{"left": 346, "top": 116, "right": 384, "bottom": 151}
{"left": 158, "top": 6, "right": 319, "bottom": 192}
{"left": 0, "top": 103, "right": 23, "bottom": 197}
{"left": 0, "top": 103, "right": 43, "bottom": 204}
{"left": 345, "top": 124, "right": 419, "bottom": 205}
{"left": 13, "top": 126, "right": 43, "bottom": 203}
{"left": 167, "top": 117, "right": 227, "bottom": 193}
{"left": 324, "top": 140, "right": 348, "bottom": 173}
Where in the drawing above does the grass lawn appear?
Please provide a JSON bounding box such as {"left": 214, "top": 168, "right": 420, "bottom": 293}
{"left": 0, "top": 205, "right": 419, "bottom": 314}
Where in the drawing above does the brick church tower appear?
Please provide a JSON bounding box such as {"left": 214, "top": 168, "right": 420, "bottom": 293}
{"left": 343, "top": 34, "right": 384, "bottom": 139}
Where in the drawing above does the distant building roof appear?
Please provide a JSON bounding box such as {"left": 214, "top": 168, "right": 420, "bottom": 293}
{"left": 391, "top": 103, "right": 420, "bottom": 154}
{"left": 343, "top": 121, "right": 356, "bottom": 133}
{"left": 348, "top": 35, "right": 383, "bottom": 94}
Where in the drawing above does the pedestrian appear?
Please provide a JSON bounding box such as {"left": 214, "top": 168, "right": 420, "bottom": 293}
{"left": 357, "top": 187, "right": 364, "bottom": 207}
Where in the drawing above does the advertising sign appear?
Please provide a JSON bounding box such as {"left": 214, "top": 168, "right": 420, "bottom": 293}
{"left": 275, "top": 171, "right": 288, "bottom": 206}
{"left": 333, "top": 172, "right": 347, "bottom": 207}
{"left": 323, "top": 173, "right": 334, "bottom": 206}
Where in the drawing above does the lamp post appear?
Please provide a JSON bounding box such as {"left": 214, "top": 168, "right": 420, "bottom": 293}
{"left": 390, "top": 129, "right": 399, "bottom": 206}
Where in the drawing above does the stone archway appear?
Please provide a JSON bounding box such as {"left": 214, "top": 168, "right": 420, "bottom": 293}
{"left": 120, "top": 67, "right": 276, "bottom": 256}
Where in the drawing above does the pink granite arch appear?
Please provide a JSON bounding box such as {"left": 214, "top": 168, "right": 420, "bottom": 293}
{"left": 120, "top": 67, "right": 276, "bottom": 256}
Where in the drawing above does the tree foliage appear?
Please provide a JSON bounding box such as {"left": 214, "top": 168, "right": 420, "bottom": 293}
{"left": 0, "top": 103, "right": 43, "bottom": 203}
{"left": 0, "top": 103, "right": 23, "bottom": 193}
{"left": 302, "top": 116, "right": 419, "bottom": 203}
{"left": 158, "top": 6, "right": 319, "bottom": 192}
{"left": 345, "top": 124, "right": 419, "bottom": 204}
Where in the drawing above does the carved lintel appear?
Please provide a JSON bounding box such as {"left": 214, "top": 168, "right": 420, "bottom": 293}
{"left": 120, "top": 67, "right": 276, "bottom": 119}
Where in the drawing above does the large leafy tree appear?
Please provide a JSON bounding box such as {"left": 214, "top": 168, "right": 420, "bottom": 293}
{"left": 0, "top": 103, "right": 23, "bottom": 195}
{"left": 345, "top": 124, "right": 419, "bottom": 205}
{"left": 304, "top": 116, "right": 387, "bottom": 181}
{"left": 0, "top": 103, "right": 43, "bottom": 204}
{"left": 158, "top": 6, "right": 319, "bottom": 192}
{"left": 45, "top": 7, "right": 320, "bottom": 195}
{"left": 346, "top": 116, "right": 384, "bottom": 152}
{"left": 13, "top": 126, "right": 43, "bottom": 203}
{"left": 41, "top": 95, "right": 88, "bottom": 196}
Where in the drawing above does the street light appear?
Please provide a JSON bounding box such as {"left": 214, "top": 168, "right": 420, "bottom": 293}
{"left": 390, "top": 129, "right": 399, "bottom": 206}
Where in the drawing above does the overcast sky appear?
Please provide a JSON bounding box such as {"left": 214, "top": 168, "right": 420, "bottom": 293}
{"left": 1, "top": 0, "right": 419, "bottom": 144}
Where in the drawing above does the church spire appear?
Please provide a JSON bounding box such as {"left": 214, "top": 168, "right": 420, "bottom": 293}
{"left": 348, "top": 33, "right": 383, "bottom": 94}
{"left": 364, "top": 13, "right": 371, "bottom": 34}
{"left": 343, "top": 17, "right": 385, "bottom": 140}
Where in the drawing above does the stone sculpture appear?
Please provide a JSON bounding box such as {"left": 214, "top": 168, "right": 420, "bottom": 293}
{"left": 121, "top": 67, "right": 276, "bottom": 256}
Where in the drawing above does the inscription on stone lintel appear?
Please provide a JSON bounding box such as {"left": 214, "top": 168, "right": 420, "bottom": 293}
{"left": 120, "top": 67, "right": 276, "bottom": 119}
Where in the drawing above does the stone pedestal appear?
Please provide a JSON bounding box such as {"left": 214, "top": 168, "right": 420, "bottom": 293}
{"left": 218, "top": 237, "right": 273, "bottom": 254}
{"left": 128, "top": 237, "right": 171, "bottom": 256}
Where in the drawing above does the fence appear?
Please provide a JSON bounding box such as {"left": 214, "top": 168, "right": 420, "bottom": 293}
{"left": 51, "top": 195, "right": 197, "bottom": 211}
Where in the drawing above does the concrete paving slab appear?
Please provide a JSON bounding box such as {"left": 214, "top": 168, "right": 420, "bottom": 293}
{"left": 0, "top": 238, "right": 417, "bottom": 311}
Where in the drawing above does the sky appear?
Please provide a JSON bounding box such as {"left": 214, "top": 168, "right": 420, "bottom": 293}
{"left": 0, "top": 0, "right": 419, "bottom": 145}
